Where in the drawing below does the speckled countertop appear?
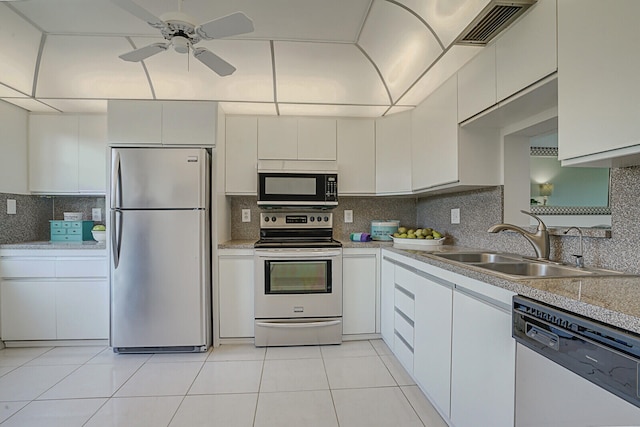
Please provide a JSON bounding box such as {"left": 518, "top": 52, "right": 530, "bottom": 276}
{"left": 218, "top": 239, "right": 640, "bottom": 335}
{"left": 0, "top": 241, "right": 106, "bottom": 250}
{"left": 384, "top": 246, "right": 640, "bottom": 335}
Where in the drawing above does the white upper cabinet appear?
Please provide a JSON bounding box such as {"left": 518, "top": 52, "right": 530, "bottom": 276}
{"left": 297, "top": 118, "right": 337, "bottom": 160}
{"left": 495, "top": 0, "right": 557, "bottom": 101}
{"left": 456, "top": 0, "right": 557, "bottom": 123}
{"left": 108, "top": 100, "right": 161, "bottom": 144}
{"left": 257, "top": 116, "right": 298, "bottom": 160}
{"left": 457, "top": 44, "right": 496, "bottom": 123}
{"left": 162, "top": 102, "right": 217, "bottom": 146}
{"left": 29, "top": 115, "right": 79, "bottom": 193}
{"left": 376, "top": 111, "right": 412, "bottom": 194}
{"left": 337, "top": 118, "right": 376, "bottom": 195}
{"left": 29, "top": 114, "right": 107, "bottom": 194}
{"left": 108, "top": 100, "right": 217, "bottom": 146}
{"left": 558, "top": 0, "right": 640, "bottom": 166}
{"left": 225, "top": 116, "right": 258, "bottom": 195}
{"left": 78, "top": 115, "right": 108, "bottom": 193}
{"left": 257, "top": 116, "right": 337, "bottom": 161}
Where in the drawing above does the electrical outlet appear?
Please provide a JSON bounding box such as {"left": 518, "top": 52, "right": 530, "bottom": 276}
{"left": 344, "top": 210, "right": 353, "bottom": 223}
{"left": 242, "top": 209, "right": 251, "bottom": 222}
{"left": 7, "top": 199, "right": 16, "bottom": 215}
{"left": 92, "top": 208, "right": 102, "bottom": 222}
{"left": 451, "top": 208, "right": 460, "bottom": 224}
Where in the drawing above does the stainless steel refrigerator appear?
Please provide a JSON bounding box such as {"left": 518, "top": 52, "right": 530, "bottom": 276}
{"left": 109, "top": 147, "right": 211, "bottom": 353}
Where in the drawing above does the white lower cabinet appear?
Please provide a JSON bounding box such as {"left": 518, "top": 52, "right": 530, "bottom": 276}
{"left": 381, "top": 249, "right": 516, "bottom": 427}
{"left": 0, "top": 250, "right": 109, "bottom": 341}
{"left": 450, "top": 288, "right": 516, "bottom": 427}
{"left": 342, "top": 249, "right": 378, "bottom": 335}
{"left": 218, "top": 250, "right": 255, "bottom": 338}
{"left": 380, "top": 255, "right": 396, "bottom": 349}
{"left": 413, "top": 270, "right": 453, "bottom": 419}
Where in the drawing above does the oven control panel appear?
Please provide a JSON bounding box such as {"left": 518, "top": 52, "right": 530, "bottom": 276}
{"left": 260, "top": 212, "right": 333, "bottom": 228}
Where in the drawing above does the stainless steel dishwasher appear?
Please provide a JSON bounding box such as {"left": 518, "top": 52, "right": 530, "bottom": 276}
{"left": 513, "top": 296, "right": 640, "bottom": 427}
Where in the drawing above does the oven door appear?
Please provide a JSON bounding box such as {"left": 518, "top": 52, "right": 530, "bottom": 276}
{"left": 254, "top": 248, "right": 342, "bottom": 319}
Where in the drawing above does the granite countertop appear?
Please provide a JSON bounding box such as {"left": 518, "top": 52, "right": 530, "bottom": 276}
{"left": 0, "top": 241, "right": 107, "bottom": 250}
{"left": 384, "top": 245, "right": 640, "bottom": 335}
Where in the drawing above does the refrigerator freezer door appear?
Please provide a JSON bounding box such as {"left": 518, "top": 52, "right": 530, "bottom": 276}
{"left": 111, "top": 209, "right": 207, "bottom": 349}
{"left": 111, "top": 148, "right": 207, "bottom": 209}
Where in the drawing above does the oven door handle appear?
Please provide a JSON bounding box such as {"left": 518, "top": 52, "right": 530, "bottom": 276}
{"left": 255, "top": 250, "right": 342, "bottom": 258}
{"left": 255, "top": 320, "right": 341, "bottom": 328}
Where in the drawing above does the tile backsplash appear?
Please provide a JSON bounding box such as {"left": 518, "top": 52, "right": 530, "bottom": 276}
{"left": 0, "top": 194, "right": 106, "bottom": 245}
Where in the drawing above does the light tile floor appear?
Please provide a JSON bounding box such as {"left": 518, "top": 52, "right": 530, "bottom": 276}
{"left": 0, "top": 340, "right": 449, "bottom": 427}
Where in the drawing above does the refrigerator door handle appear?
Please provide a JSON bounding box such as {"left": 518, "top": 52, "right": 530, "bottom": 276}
{"left": 111, "top": 209, "right": 123, "bottom": 268}
{"left": 111, "top": 150, "right": 122, "bottom": 209}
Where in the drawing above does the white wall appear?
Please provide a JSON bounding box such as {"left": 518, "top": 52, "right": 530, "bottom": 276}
{"left": 0, "top": 101, "right": 28, "bottom": 194}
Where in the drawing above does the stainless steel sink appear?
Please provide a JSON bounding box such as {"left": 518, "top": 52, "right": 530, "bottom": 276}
{"left": 434, "top": 252, "right": 521, "bottom": 263}
{"left": 473, "top": 262, "right": 593, "bottom": 277}
{"left": 432, "top": 251, "right": 625, "bottom": 278}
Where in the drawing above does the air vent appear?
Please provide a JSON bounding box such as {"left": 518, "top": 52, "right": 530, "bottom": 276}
{"left": 456, "top": 0, "right": 537, "bottom": 45}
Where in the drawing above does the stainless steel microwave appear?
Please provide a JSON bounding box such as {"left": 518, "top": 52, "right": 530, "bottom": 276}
{"left": 257, "top": 172, "right": 338, "bottom": 207}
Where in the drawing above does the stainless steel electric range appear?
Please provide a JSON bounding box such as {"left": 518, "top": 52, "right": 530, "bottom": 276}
{"left": 254, "top": 211, "right": 342, "bottom": 347}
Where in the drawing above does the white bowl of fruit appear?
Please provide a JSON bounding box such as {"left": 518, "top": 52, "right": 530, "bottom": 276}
{"left": 91, "top": 225, "right": 106, "bottom": 242}
{"left": 390, "top": 226, "right": 445, "bottom": 248}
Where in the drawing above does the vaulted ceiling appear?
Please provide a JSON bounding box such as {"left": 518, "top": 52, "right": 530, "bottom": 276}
{"left": 0, "top": 0, "right": 490, "bottom": 116}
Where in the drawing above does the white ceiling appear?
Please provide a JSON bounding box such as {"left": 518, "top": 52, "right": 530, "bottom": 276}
{"left": 0, "top": 0, "right": 489, "bottom": 116}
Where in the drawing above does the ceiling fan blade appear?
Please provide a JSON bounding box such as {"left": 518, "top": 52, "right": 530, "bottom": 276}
{"left": 196, "top": 12, "right": 254, "bottom": 40}
{"left": 111, "top": 0, "right": 167, "bottom": 29}
{"left": 192, "top": 47, "right": 236, "bottom": 76}
{"left": 119, "top": 43, "right": 169, "bottom": 62}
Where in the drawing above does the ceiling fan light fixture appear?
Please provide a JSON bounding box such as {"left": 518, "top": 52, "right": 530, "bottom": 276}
{"left": 172, "top": 36, "right": 190, "bottom": 54}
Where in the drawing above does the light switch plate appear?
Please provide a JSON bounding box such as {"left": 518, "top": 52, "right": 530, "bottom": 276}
{"left": 92, "top": 208, "right": 102, "bottom": 222}
{"left": 451, "top": 208, "right": 460, "bottom": 224}
{"left": 242, "top": 209, "right": 251, "bottom": 222}
{"left": 344, "top": 210, "right": 353, "bottom": 223}
{"left": 7, "top": 199, "right": 16, "bottom": 215}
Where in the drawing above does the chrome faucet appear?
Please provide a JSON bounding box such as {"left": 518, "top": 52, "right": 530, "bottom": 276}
{"left": 563, "top": 226, "right": 584, "bottom": 268}
{"left": 487, "top": 210, "right": 550, "bottom": 260}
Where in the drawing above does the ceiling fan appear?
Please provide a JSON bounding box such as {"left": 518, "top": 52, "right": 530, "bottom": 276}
{"left": 112, "top": 0, "right": 254, "bottom": 76}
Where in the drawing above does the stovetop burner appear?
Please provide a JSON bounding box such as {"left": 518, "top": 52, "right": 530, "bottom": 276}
{"left": 254, "top": 238, "right": 342, "bottom": 249}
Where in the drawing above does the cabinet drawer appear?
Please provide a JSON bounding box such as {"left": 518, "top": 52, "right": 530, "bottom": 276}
{"left": 69, "top": 222, "right": 82, "bottom": 228}
{"left": 394, "top": 285, "right": 415, "bottom": 320}
{"left": 0, "top": 258, "right": 56, "bottom": 278}
{"left": 394, "top": 310, "right": 414, "bottom": 347}
{"left": 56, "top": 258, "right": 108, "bottom": 278}
{"left": 50, "top": 235, "right": 82, "bottom": 242}
{"left": 52, "top": 228, "right": 67, "bottom": 235}
{"left": 67, "top": 228, "right": 81, "bottom": 235}
{"left": 62, "top": 222, "right": 73, "bottom": 228}
{"left": 394, "top": 332, "right": 414, "bottom": 375}
{"left": 50, "top": 222, "right": 63, "bottom": 229}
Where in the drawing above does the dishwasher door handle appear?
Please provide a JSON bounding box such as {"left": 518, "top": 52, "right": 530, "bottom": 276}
{"left": 526, "top": 322, "right": 560, "bottom": 351}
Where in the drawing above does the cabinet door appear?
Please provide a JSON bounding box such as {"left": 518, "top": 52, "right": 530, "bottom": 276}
{"left": 297, "top": 118, "right": 336, "bottom": 160}
{"left": 375, "top": 111, "right": 412, "bottom": 194}
{"left": 219, "top": 255, "right": 254, "bottom": 338}
{"left": 257, "top": 116, "right": 297, "bottom": 160}
{"left": 457, "top": 44, "right": 497, "bottom": 122}
{"left": 496, "top": 0, "right": 557, "bottom": 101}
{"left": 225, "top": 116, "right": 258, "bottom": 194}
{"left": 450, "top": 290, "right": 515, "bottom": 427}
{"left": 29, "top": 115, "right": 79, "bottom": 193}
{"left": 107, "top": 100, "right": 161, "bottom": 144}
{"left": 0, "top": 280, "right": 57, "bottom": 340}
{"left": 380, "top": 256, "right": 395, "bottom": 348}
{"left": 420, "top": 76, "right": 459, "bottom": 189}
{"left": 56, "top": 280, "right": 109, "bottom": 339}
{"left": 413, "top": 273, "right": 453, "bottom": 418}
{"left": 78, "top": 115, "right": 108, "bottom": 193}
{"left": 162, "top": 101, "right": 217, "bottom": 146}
{"left": 558, "top": 0, "right": 640, "bottom": 162}
{"left": 337, "top": 119, "right": 375, "bottom": 194}
{"left": 342, "top": 252, "right": 377, "bottom": 335}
